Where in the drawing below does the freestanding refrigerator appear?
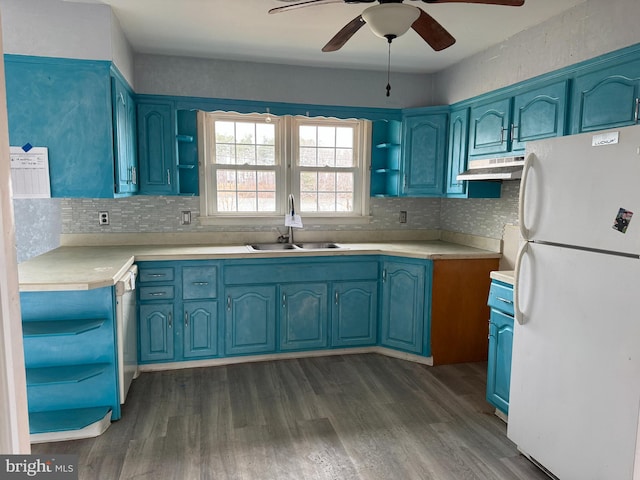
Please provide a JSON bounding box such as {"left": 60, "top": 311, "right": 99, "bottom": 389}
{"left": 508, "top": 124, "right": 640, "bottom": 479}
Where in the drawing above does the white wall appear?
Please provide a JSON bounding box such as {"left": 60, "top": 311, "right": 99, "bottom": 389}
{"left": 134, "top": 53, "right": 433, "bottom": 109}
{"left": 110, "top": 8, "right": 135, "bottom": 87}
{"left": 433, "top": 0, "right": 640, "bottom": 104}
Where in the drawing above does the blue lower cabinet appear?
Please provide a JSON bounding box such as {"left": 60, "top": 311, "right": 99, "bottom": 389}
{"left": 380, "top": 259, "right": 428, "bottom": 355}
{"left": 280, "top": 283, "right": 328, "bottom": 351}
{"left": 139, "top": 303, "right": 175, "bottom": 362}
{"left": 331, "top": 281, "right": 378, "bottom": 347}
{"left": 20, "top": 287, "right": 121, "bottom": 435}
{"left": 224, "top": 286, "right": 277, "bottom": 356}
{"left": 183, "top": 301, "right": 218, "bottom": 359}
{"left": 486, "top": 308, "right": 514, "bottom": 414}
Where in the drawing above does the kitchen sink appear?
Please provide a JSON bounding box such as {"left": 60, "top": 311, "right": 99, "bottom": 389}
{"left": 295, "top": 242, "right": 341, "bottom": 249}
{"left": 248, "top": 243, "right": 298, "bottom": 251}
{"left": 247, "top": 242, "right": 343, "bottom": 251}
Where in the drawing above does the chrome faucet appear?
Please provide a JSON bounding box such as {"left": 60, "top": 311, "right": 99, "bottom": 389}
{"left": 287, "top": 194, "right": 295, "bottom": 244}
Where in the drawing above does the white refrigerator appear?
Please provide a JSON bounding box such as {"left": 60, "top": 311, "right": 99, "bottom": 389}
{"left": 509, "top": 124, "right": 640, "bottom": 480}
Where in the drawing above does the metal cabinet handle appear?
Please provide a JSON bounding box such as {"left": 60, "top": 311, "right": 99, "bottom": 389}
{"left": 511, "top": 123, "right": 518, "bottom": 142}
{"left": 227, "top": 296, "right": 231, "bottom": 311}
{"left": 192, "top": 282, "right": 209, "bottom": 286}
{"left": 382, "top": 269, "right": 387, "bottom": 282}
{"left": 500, "top": 126, "right": 507, "bottom": 144}
{"left": 131, "top": 166, "right": 137, "bottom": 185}
{"left": 148, "top": 292, "right": 166, "bottom": 297}
{"left": 167, "top": 169, "right": 171, "bottom": 185}
{"left": 335, "top": 291, "right": 339, "bottom": 305}
{"left": 496, "top": 296, "right": 513, "bottom": 305}
{"left": 184, "top": 311, "right": 189, "bottom": 327}
{"left": 282, "top": 293, "right": 286, "bottom": 308}
{"left": 148, "top": 273, "right": 166, "bottom": 278}
{"left": 168, "top": 311, "right": 172, "bottom": 328}
{"left": 635, "top": 98, "right": 639, "bottom": 123}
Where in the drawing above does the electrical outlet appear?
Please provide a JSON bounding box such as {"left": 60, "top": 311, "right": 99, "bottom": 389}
{"left": 98, "top": 211, "right": 109, "bottom": 226}
{"left": 399, "top": 211, "right": 407, "bottom": 223}
{"left": 181, "top": 211, "right": 191, "bottom": 225}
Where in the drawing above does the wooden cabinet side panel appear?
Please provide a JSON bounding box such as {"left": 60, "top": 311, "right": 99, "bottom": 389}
{"left": 430, "top": 258, "right": 499, "bottom": 365}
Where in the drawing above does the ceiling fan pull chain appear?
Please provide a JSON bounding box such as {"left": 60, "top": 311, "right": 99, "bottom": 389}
{"left": 386, "top": 37, "right": 392, "bottom": 97}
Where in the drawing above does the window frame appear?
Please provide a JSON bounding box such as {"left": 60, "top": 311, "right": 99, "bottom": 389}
{"left": 198, "top": 111, "right": 371, "bottom": 226}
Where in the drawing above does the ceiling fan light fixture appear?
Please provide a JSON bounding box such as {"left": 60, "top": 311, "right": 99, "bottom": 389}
{"left": 362, "top": 3, "right": 421, "bottom": 40}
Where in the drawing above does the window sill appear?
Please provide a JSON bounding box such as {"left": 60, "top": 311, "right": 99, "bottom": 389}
{"left": 198, "top": 215, "right": 372, "bottom": 227}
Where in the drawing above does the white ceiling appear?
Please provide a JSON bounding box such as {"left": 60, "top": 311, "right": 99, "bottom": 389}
{"left": 85, "top": 0, "right": 587, "bottom": 74}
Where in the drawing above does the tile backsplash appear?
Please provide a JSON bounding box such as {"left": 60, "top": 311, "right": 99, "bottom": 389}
{"left": 13, "top": 182, "right": 519, "bottom": 261}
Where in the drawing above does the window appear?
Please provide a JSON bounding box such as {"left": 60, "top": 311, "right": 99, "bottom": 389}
{"left": 199, "top": 112, "right": 370, "bottom": 224}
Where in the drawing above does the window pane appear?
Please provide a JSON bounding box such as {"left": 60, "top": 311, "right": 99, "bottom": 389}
{"left": 318, "top": 172, "right": 336, "bottom": 192}
{"left": 318, "top": 148, "right": 335, "bottom": 167}
{"left": 299, "top": 126, "right": 317, "bottom": 147}
{"left": 337, "top": 172, "right": 354, "bottom": 191}
{"left": 258, "top": 171, "right": 276, "bottom": 191}
{"left": 235, "top": 123, "right": 255, "bottom": 145}
{"left": 237, "top": 145, "right": 256, "bottom": 165}
{"left": 237, "top": 192, "right": 257, "bottom": 212}
{"left": 336, "top": 127, "right": 353, "bottom": 148}
{"left": 217, "top": 191, "right": 236, "bottom": 212}
{"left": 300, "top": 172, "right": 317, "bottom": 191}
{"left": 335, "top": 148, "right": 354, "bottom": 167}
{"left": 257, "top": 192, "right": 276, "bottom": 212}
{"left": 237, "top": 171, "right": 257, "bottom": 191}
{"left": 216, "top": 169, "right": 236, "bottom": 190}
{"left": 256, "top": 123, "right": 275, "bottom": 145}
{"left": 257, "top": 145, "right": 275, "bottom": 166}
{"left": 300, "top": 192, "right": 317, "bottom": 212}
{"left": 337, "top": 192, "right": 353, "bottom": 212}
{"left": 216, "top": 144, "right": 235, "bottom": 165}
{"left": 318, "top": 193, "right": 336, "bottom": 212}
{"left": 215, "top": 121, "right": 235, "bottom": 143}
{"left": 300, "top": 147, "right": 317, "bottom": 167}
{"left": 317, "top": 126, "right": 335, "bottom": 147}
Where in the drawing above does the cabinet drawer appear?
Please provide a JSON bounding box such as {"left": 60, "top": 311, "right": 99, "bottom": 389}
{"left": 183, "top": 265, "right": 218, "bottom": 299}
{"left": 487, "top": 281, "right": 514, "bottom": 315}
{"left": 139, "top": 285, "right": 175, "bottom": 301}
{"left": 139, "top": 267, "right": 175, "bottom": 283}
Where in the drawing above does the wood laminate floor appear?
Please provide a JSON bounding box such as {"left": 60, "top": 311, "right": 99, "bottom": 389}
{"left": 32, "top": 354, "right": 549, "bottom": 480}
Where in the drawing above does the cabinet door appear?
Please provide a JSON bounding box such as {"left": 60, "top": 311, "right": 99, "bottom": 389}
{"left": 183, "top": 301, "right": 218, "bottom": 359}
{"left": 380, "top": 261, "right": 426, "bottom": 354}
{"left": 512, "top": 80, "right": 568, "bottom": 152}
{"left": 469, "top": 98, "right": 512, "bottom": 157}
{"left": 182, "top": 264, "right": 218, "bottom": 300}
{"left": 139, "top": 303, "right": 175, "bottom": 362}
{"left": 331, "top": 281, "right": 377, "bottom": 347}
{"left": 112, "top": 77, "right": 132, "bottom": 194}
{"left": 280, "top": 283, "right": 328, "bottom": 351}
{"left": 401, "top": 113, "right": 447, "bottom": 196}
{"left": 126, "top": 91, "right": 138, "bottom": 193}
{"left": 572, "top": 59, "right": 640, "bottom": 133}
{"left": 445, "top": 107, "right": 469, "bottom": 196}
{"left": 486, "top": 309, "right": 514, "bottom": 414}
{"left": 137, "top": 102, "right": 176, "bottom": 195}
{"left": 224, "top": 286, "right": 276, "bottom": 356}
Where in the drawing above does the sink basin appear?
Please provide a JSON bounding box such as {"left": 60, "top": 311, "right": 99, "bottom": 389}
{"left": 248, "top": 243, "right": 298, "bottom": 251}
{"left": 295, "top": 242, "right": 341, "bottom": 249}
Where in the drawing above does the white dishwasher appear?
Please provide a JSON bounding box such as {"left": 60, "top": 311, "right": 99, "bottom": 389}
{"left": 115, "top": 264, "right": 138, "bottom": 404}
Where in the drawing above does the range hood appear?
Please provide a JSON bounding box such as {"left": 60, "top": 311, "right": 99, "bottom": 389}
{"left": 457, "top": 156, "right": 525, "bottom": 181}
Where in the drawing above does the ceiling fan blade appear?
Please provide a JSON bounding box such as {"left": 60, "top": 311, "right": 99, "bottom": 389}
{"left": 411, "top": 9, "right": 456, "bottom": 51}
{"left": 268, "top": 0, "right": 344, "bottom": 14}
{"left": 421, "top": 0, "right": 525, "bottom": 6}
{"left": 322, "top": 15, "right": 366, "bottom": 52}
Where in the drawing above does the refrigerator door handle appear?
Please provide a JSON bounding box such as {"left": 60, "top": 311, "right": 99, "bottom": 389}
{"left": 518, "top": 153, "right": 535, "bottom": 241}
{"left": 514, "top": 242, "right": 528, "bottom": 325}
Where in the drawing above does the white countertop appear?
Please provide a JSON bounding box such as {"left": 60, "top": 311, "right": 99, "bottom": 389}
{"left": 490, "top": 270, "right": 515, "bottom": 286}
{"left": 18, "top": 241, "right": 502, "bottom": 292}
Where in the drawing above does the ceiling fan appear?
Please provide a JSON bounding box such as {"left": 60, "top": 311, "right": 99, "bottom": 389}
{"left": 269, "top": 0, "right": 525, "bottom": 53}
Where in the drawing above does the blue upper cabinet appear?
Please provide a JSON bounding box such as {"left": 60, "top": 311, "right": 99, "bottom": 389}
{"left": 571, "top": 58, "right": 640, "bottom": 133}
{"left": 511, "top": 80, "right": 568, "bottom": 152}
{"left": 137, "top": 101, "right": 176, "bottom": 195}
{"left": 401, "top": 110, "right": 448, "bottom": 197}
{"left": 468, "top": 97, "right": 512, "bottom": 158}
{"left": 5, "top": 56, "right": 117, "bottom": 198}
{"left": 111, "top": 74, "right": 138, "bottom": 195}
{"left": 370, "top": 119, "right": 401, "bottom": 197}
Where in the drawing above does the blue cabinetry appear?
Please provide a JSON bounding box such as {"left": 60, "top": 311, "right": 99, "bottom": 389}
{"left": 137, "top": 102, "right": 176, "bottom": 195}
{"left": 380, "top": 257, "right": 431, "bottom": 355}
{"left": 331, "top": 281, "right": 378, "bottom": 347}
{"left": 280, "top": 283, "right": 328, "bottom": 351}
{"left": 469, "top": 97, "right": 512, "bottom": 158}
{"left": 138, "top": 261, "right": 220, "bottom": 363}
{"left": 401, "top": 111, "right": 448, "bottom": 197}
{"left": 486, "top": 279, "right": 514, "bottom": 415}
{"left": 20, "top": 288, "right": 120, "bottom": 437}
{"left": 5, "top": 56, "right": 119, "bottom": 198}
{"left": 111, "top": 73, "right": 138, "bottom": 195}
{"left": 371, "top": 119, "right": 401, "bottom": 197}
{"left": 572, "top": 58, "right": 640, "bottom": 133}
{"left": 224, "top": 285, "right": 277, "bottom": 355}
